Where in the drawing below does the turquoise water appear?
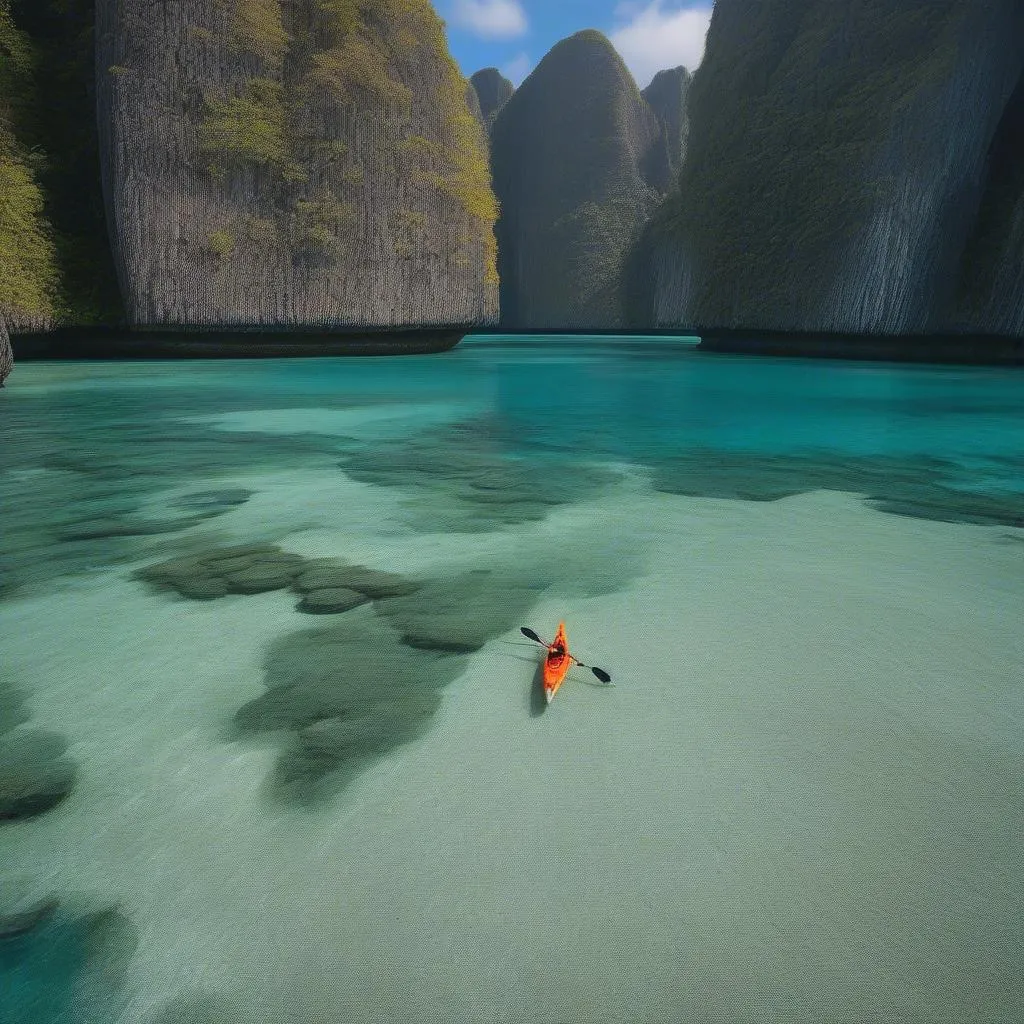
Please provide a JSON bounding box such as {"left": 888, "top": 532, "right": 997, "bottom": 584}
{"left": 1, "top": 336, "right": 1023, "bottom": 1024}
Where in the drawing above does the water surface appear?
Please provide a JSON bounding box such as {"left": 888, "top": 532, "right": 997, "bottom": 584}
{"left": 1, "top": 336, "right": 1022, "bottom": 1024}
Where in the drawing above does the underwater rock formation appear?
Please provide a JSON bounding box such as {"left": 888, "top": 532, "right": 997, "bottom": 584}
{"left": 0, "top": 893, "right": 59, "bottom": 939}
{"left": 490, "top": 30, "right": 663, "bottom": 329}
{"left": 0, "top": 676, "right": 76, "bottom": 820}
{"left": 469, "top": 67, "right": 513, "bottom": 133}
{"left": 0, "top": 728, "right": 76, "bottom": 819}
{"left": 95, "top": 0, "right": 498, "bottom": 329}
{"left": 647, "top": 0, "right": 1024, "bottom": 336}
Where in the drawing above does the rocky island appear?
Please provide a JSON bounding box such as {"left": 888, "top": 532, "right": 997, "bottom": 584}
{"left": 96, "top": 0, "right": 497, "bottom": 331}
{"left": 3, "top": 0, "right": 1023, "bottom": 371}
{"left": 488, "top": 30, "right": 665, "bottom": 330}
{"left": 1, "top": 0, "right": 498, "bottom": 372}
{"left": 641, "top": 0, "right": 1024, "bottom": 344}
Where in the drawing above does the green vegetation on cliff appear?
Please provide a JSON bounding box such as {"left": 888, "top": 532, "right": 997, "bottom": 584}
{"left": 200, "top": 77, "right": 292, "bottom": 174}
{"left": 0, "top": 2, "right": 57, "bottom": 326}
{"left": 194, "top": 0, "right": 497, "bottom": 285}
{"left": 5, "top": 0, "right": 122, "bottom": 326}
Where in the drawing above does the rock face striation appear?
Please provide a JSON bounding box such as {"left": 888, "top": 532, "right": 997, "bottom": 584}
{"left": 640, "top": 65, "right": 691, "bottom": 192}
{"left": 469, "top": 67, "right": 513, "bottom": 133}
{"left": 489, "top": 30, "right": 663, "bottom": 329}
{"left": 95, "top": 0, "right": 498, "bottom": 329}
{"left": 646, "top": 0, "right": 1024, "bottom": 336}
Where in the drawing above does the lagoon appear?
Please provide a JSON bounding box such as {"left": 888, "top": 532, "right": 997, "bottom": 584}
{"left": 1, "top": 335, "right": 1023, "bottom": 1023}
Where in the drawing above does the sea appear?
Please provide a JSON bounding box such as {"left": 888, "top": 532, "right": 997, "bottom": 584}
{"left": 1, "top": 334, "right": 1022, "bottom": 1024}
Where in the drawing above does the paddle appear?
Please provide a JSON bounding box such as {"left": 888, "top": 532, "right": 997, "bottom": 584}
{"left": 519, "top": 627, "right": 613, "bottom": 685}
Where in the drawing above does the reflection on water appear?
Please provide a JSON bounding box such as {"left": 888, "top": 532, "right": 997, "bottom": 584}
{"left": 1, "top": 337, "right": 1022, "bottom": 1024}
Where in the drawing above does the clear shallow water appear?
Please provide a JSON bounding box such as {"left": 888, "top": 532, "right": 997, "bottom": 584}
{"left": 1, "top": 336, "right": 1023, "bottom": 1024}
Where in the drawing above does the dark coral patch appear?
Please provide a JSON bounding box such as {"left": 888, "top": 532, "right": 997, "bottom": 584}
{"left": 653, "top": 450, "right": 1024, "bottom": 527}
{"left": 234, "top": 615, "right": 458, "bottom": 803}
{"left": 296, "top": 588, "right": 370, "bottom": 614}
{"left": 374, "top": 570, "right": 540, "bottom": 654}
{"left": 169, "top": 489, "right": 252, "bottom": 513}
{"left": 292, "top": 562, "right": 420, "bottom": 599}
{"left": 337, "top": 417, "right": 622, "bottom": 530}
{"left": 136, "top": 544, "right": 302, "bottom": 599}
{"left": 0, "top": 729, "right": 77, "bottom": 820}
{"left": 234, "top": 564, "right": 551, "bottom": 803}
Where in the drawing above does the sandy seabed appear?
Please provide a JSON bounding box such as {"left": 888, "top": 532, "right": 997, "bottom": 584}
{"left": 2, "top": 468, "right": 1022, "bottom": 1024}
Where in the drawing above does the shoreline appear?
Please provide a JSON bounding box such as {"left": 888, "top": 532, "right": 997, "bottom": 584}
{"left": 10, "top": 328, "right": 466, "bottom": 360}
{"left": 8, "top": 326, "right": 1023, "bottom": 366}
{"left": 694, "top": 329, "right": 1024, "bottom": 366}
{"left": 473, "top": 328, "right": 1024, "bottom": 366}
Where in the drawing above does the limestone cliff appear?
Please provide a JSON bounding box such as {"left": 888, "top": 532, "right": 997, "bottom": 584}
{"left": 647, "top": 0, "right": 1024, "bottom": 336}
{"left": 0, "top": 1, "right": 57, "bottom": 343}
{"left": 490, "top": 30, "right": 662, "bottom": 329}
{"left": 96, "top": 0, "right": 499, "bottom": 329}
{"left": 640, "top": 66, "right": 690, "bottom": 192}
{"left": 469, "top": 67, "right": 513, "bottom": 133}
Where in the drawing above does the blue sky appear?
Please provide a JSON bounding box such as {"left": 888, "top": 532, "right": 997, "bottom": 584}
{"left": 440, "top": 1, "right": 713, "bottom": 91}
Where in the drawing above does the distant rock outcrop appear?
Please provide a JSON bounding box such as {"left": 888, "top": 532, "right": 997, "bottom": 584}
{"left": 646, "top": 0, "right": 1024, "bottom": 336}
{"left": 469, "top": 67, "right": 513, "bottom": 133}
{"left": 95, "top": 0, "right": 499, "bottom": 329}
{"left": 490, "top": 30, "right": 662, "bottom": 329}
{"left": 640, "top": 66, "right": 691, "bottom": 191}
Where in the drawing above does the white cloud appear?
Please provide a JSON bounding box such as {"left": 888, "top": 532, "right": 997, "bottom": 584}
{"left": 609, "top": 1, "right": 712, "bottom": 88}
{"left": 502, "top": 52, "right": 532, "bottom": 86}
{"left": 450, "top": 0, "right": 528, "bottom": 39}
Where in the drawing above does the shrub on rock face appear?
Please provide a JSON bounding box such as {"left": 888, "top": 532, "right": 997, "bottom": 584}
{"left": 96, "top": 0, "right": 499, "bottom": 328}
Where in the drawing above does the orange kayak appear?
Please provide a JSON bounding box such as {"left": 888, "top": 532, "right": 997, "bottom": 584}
{"left": 543, "top": 621, "right": 573, "bottom": 703}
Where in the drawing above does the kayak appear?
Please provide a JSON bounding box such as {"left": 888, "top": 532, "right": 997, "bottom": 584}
{"left": 543, "top": 621, "right": 572, "bottom": 704}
